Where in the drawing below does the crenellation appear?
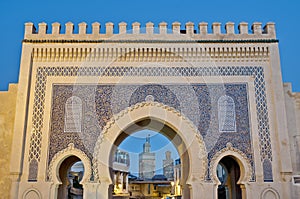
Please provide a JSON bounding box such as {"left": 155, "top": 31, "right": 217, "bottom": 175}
{"left": 199, "top": 22, "right": 208, "bottom": 34}
{"left": 225, "top": 22, "right": 235, "bottom": 34}
{"left": 159, "top": 22, "right": 167, "bottom": 34}
{"left": 252, "top": 22, "right": 262, "bottom": 35}
{"left": 212, "top": 22, "right": 221, "bottom": 34}
{"left": 119, "top": 22, "right": 127, "bottom": 34}
{"left": 105, "top": 22, "right": 114, "bottom": 35}
{"left": 146, "top": 22, "right": 154, "bottom": 34}
{"left": 92, "top": 22, "right": 100, "bottom": 35}
{"left": 238, "top": 22, "right": 248, "bottom": 34}
{"left": 38, "top": 22, "right": 47, "bottom": 35}
{"left": 172, "top": 22, "right": 181, "bottom": 34}
{"left": 132, "top": 22, "right": 140, "bottom": 34}
{"left": 264, "top": 22, "right": 276, "bottom": 37}
{"left": 185, "top": 22, "right": 194, "bottom": 35}
{"left": 51, "top": 22, "right": 61, "bottom": 35}
{"left": 65, "top": 22, "right": 74, "bottom": 35}
{"left": 23, "top": 21, "right": 277, "bottom": 40}
{"left": 24, "top": 22, "right": 36, "bottom": 38}
{"left": 78, "top": 22, "right": 87, "bottom": 35}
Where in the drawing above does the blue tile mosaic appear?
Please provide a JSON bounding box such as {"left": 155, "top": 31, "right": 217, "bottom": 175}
{"left": 29, "top": 66, "right": 272, "bottom": 182}
{"left": 49, "top": 83, "right": 254, "bottom": 181}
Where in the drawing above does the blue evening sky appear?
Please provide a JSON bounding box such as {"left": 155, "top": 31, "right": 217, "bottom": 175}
{"left": 119, "top": 130, "right": 179, "bottom": 175}
{"left": 0, "top": 0, "right": 299, "bottom": 91}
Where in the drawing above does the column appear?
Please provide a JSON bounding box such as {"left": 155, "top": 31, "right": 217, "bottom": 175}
{"left": 240, "top": 184, "right": 247, "bottom": 199}
{"left": 225, "top": 186, "right": 229, "bottom": 199}
{"left": 125, "top": 173, "right": 129, "bottom": 193}
{"left": 83, "top": 182, "right": 100, "bottom": 199}
{"left": 120, "top": 173, "right": 123, "bottom": 192}
{"left": 97, "top": 181, "right": 111, "bottom": 199}
{"left": 10, "top": 174, "right": 20, "bottom": 199}
{"left": 113, "top": 172, "right": 117, "bottom": 191}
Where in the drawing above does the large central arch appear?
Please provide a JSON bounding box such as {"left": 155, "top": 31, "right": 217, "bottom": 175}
{"left": 93, "top": 101, "right": 208, "bottom": 199}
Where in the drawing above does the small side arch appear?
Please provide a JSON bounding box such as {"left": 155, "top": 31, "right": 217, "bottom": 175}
{"left": 210, "top": 142, "right": 252, "bottom": 185}
{"left": 48, "top": 143, "right": 92, "bottom": 185}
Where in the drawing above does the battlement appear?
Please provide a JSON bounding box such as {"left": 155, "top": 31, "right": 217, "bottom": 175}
{"left": 24, "top": 21, "right": 277, "bottom": 41}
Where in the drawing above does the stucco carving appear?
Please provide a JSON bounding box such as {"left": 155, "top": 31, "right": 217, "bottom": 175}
{"left": 22, "top": 188, "right": 42, "bottom": 199}
{"left": 260, "top": 187, "right": 280, "bottom": 199}
{"left": 48, "top": 143, "right": 92, "bottom": 184}
{"left": 92, "top": 101, "right": 208, "bottom": 182}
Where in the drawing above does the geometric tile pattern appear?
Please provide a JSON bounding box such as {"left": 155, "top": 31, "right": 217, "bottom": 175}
{"left": 218, "top": 95, "right": 237, "bottom": 132}
{"left": 29, "top": 65, "right": 272, "bottom": 181}
{"left": 49, "top": 83, "right": 253, "bottom": 181}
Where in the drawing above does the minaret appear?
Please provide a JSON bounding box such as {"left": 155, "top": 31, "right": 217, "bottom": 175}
{"left": 139, "top": 134, "right": 156, "bottom": 179}
{"left": 163, "top": 151, "right": 174, "bottom": 179}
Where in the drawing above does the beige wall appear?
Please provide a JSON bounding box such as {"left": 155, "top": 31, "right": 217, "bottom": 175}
{"left": 283, "top": 83, "right": 300, "bottom": 173}
{"left": 0, "top": 84, "right": 18, "bottom": 199}
{"left": 283, "top": 83, "right": 300, "bottom": 199}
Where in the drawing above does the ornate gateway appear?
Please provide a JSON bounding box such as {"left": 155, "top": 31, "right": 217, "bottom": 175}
{"left": 6, "top": 21, "right": 298, "bottom": 199}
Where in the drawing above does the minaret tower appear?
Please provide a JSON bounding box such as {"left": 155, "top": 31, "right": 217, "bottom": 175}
{"left": 163, "top": 151, "right": 174, "bottom": 179}
{"left": 139, "top": 134, "right": 156, "bottom": 179}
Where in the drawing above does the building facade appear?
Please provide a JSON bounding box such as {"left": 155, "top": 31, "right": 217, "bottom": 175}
{"left": 112, "top": 149, "right": 130, "bottom": 197}
{"left": 0, "top": 20, "right": 299, "bottom": 198}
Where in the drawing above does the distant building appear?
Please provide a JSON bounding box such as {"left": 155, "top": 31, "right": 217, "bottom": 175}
{"left": 112, "top": 149, "right": 130, "bottom": 196}
{"left": 129, "top": 174, "right": 172, "bottom": 198}
{"left": 139, "top": 135, "right": 156, "bottom": 179}
{"left": 163, "top": 151, "right": 174, "bottom": 180}
{"left": 173, "top": 158, "right": 182, "bottom": 197}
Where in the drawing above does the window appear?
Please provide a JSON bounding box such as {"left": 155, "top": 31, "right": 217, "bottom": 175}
{"left": 293, "top": 175, "right": 300, "bottom": 185}
{"left": 218, "top": 95, "right": 236, "bottom": 132}
{"left": 64, "top": 96, "right": 82, "bottom": 132}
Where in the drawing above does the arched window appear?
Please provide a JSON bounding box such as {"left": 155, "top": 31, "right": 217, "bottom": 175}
{"left": 64, "top": 96, "right": 82, "bottom": 132}
{"left": 218, "top": 95, "right": 236, "bottom": 132}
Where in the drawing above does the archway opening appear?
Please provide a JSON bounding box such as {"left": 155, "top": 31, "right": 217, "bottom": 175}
{"left": 57, "top": 156, "right": 84, "bottom": 199}
{"left": 217, "top": 156, "right": 242, "bottom": 199}
{"left": 109, "top": 118, "right": 189, "bottom": 199}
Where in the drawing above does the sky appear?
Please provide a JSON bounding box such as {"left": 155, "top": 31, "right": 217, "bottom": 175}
{"left": 69, "top": 130, "right": 179, "bottom": 175}
{"left": 0, "top": 0, "right": 299, "bottom": 91}
{"left": 119, "top": 130, "right": 179, "bottom": 176}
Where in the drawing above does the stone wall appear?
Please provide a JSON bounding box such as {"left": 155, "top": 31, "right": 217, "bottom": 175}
{"left": 283, "top": 83, "right": 300, "bottom": 173}
{"left": 283, "top": 83, "right": 300, "bottom": 198}
{"left": 0, "top": 84, "right": 18, "bottom": 199}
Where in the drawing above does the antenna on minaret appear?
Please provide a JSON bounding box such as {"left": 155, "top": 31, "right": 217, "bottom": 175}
{"left": 143, "top": 134, "right": 151, "bottom": 153}
{"left": 146, "top": 134, "right": 150, "bottom": 143}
